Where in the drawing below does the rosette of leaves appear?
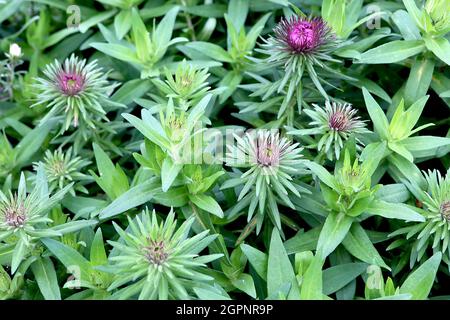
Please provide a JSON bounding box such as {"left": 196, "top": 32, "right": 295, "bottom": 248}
{"left": 362, "top": 88, "right": 450, "bottom": 164}
{"left": 150, "top": 61, "right": 212, "bottom": 111}
{"left": 91, "top": 7, "right": 187, "bottom": 78}
{"left": 358, "top": 0, "right": 450, "bottom": 66}
{"left": 33, "top": 147, "right": 91, "bottom": 196}
{"left": 104, "top": 208, "right": 225, "bottom": 300}
{"left": 180, "top": 3, "right": 271, "bottom": 104}
{"left": 223, "top": 129, "right": 308, "bottom": 234}
{"left": 41, "top": 228, "right": 114, "bottom": 300}
{"left": 306, "top": 142, "right": 425, "bottom": 260}
{"left": 123, "top": 94, "right": 212, "bottom": 192}
{"left": 288, "top": 100, "right": 368, "bottom": 160}
{"left": 0, "top": 166, "right": 97, "bottom": 299}
{"left": 389, "top": 169, "right": 450, "bottom": 269}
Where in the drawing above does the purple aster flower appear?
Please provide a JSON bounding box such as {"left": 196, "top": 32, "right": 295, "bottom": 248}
{"left": 327, "top": 102, "right": 364, "bottom": 132}
{"left": 289, "top": 101, "right": 368, "bottom": 160}
{"left": 274, "top": 16, "right": 333, "bottom": 54}
{"left": 225, "top": 130, "right": 306, "bottom": 233}
{"left": 144, "top": 239, "right": 169, "bottom": 266}
{"left": 441, "top": 201, "right": 450, "bottom": 221}
{"left": 3, "top": 196, "right": 27, "bottom": 228}
{"left": 32, "top": 54, "right": 117, "bottom": 132}
{"left": 255, "top": 132, "right": 284, "bottom": 167}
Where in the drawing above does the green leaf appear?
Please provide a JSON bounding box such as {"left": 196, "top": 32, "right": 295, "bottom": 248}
{"left": 184, "top": 42, "right": 233, "bottom": 63}
{"left": 305, "top": 162, "right": 338, "bottom": 191}
{"left": 401, "top": 136, "right": 450, "bottom": 157}
{"left": 240, "top": 244, "right": 268, "bottom": 280}
{"left": 0, "top": 0, "right": 24, "bottom": 24}
{"left": 183, "top": 4, "right": 227, "bottom": 18}
{"left": 42, "top": 238, "right": 92, "bottom": 280}
{"left": 230, "top": 273, "right": 256, "bottom": 298}
{"left": 131, "top": 7, "right": 151, "bottom": 62}
{"left": 122, "top": 112, "right": 170, "bottom": 150}
{"left": 424, "top": 36, "right": 450, "bottom": 66}
{"left": 99, "top": 179, "right": 159, "bottom": 220}
{"left": 323, "top": 262, "right": 367, "bottom": 295}
{"left": 30, "top": 257, "right": 61, "bottom": 300}
{"left": 227, "top": 0, "right": 249, "bottom": 32}
{"left": 112, "top": 79, "right": 152, "bottom": 105}
{"left": 154, "top": 6, "right": 180, "bottom": 52}
{"left": 90, "top": 42, "right": 140, "bottom": 64}
{"left": 267, "top": 229, "right": 299, "bottom": 299}
{"left": 404, "top": 57, "right": 435, "bottom": 106}
{"left": 357, "top": 40, "right": 425, "bottom": 64}
{"left": 362, "top": 88, "right": 390, "bottom": 140}
{"left": 367, "top": 200, "right": 425, "bottom": 222}
{"left": 284, "top": 227, "right": 320, "bottom": 255}
{"left": 402, "top": 0, "right": 423, "bottom": 28}
{"left": 300, "top": 255, "right": 324, "bottom": 300}
{"left": 15, "top": 121, "right": 53, "bottom": 166}
{"left": 114, "top": 9, "right": 132, "bottom": 39}
{"left": 342, "top": 223, "right": 390, "bottom": 270}
{"left": 375, "top": 184, "right": 410, "bottom": 203}
{"left": 90, "top": 228, "right": 108, "bottom": 266}
{"left": 189, "top": 194, "right": 224, "bottom": 218}
{"left": 317, "top": 212, "right": 353, "bottom": 259}
{"left": 92, "top": 143, "right": 129, "bottom": 200}
{"left": 388, "top": 142, "right": 414, "bottom": 162}
{"left": 391, "top": 10, "right": 421, "bottom": 40}
{"left": 49, "top": 219, "right": 97, "bottom": 235}
{"left": 11, "top": 237, "right": 27, "bottom": 274}
{"left": 161, "top": 157, "right": 183, "bottom": 192}
{"left": 400, "top": 252, "right": 441, "bottom": 300}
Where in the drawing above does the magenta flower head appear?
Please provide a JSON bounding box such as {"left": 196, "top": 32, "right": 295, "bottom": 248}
{"left": 289, "top": 101, "right": 368, "bottom": 160}
{"left": 258, "top": 15, "right": 340, "bottom": 114}
{"left": 32, "top": 54, "right": 118, "bottom": 133}
{"left": 274, "top": 16, "right": 333, "bottom": 54}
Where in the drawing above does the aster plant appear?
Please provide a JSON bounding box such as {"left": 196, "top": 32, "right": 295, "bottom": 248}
{"left": 289, "top": 100, "right": 368, "bottom": 160}
{"left": 151, "top": 61, "right": 212, "bottom": 111}
{"left": 389, "top": 169, "right": 450, "bottom": 269}
{"left": 33, "top": 147, "right": 91, "bottom": 196}
{"left": 256, "top": 12, "right": 340, "bottom": 118}
{"left": 0, "top": 167, "right": 96, "bottom": 275}
{"left": 224, "top": 130, "right": 307, "bottom": 234}
{"left": 105, "top": 208, "right": 224, "bottom": 300}
{"left": 306, "top": 142, "right": 425, "bottom": 260}
{"left": 124, "top": 94, "right": 212, "bottom": 192}
{"left": 363, "top": 89, "right": 450, "bottom": 164}
{"left": 32, "top": 54, "right": 119, "bottom": 134}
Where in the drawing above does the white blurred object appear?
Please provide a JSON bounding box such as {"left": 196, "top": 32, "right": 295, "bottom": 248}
{"left": 9, "top": 43, "right": 22, "bottom": 58}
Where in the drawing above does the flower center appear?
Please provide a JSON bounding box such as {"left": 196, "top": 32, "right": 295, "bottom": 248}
{"left": 257, "top": 143, "right": 280, "bottom": 167}
{"left": 51, "top": 160, "right": 66, "bottom": 176}
{"left": 58, "top": 72, "right": 85, "bottom": 96}
{"left": 285, "top": 20, "right": 318, "bottom": 53}
{"left": 144, "top": 240, "right": 168, "bottom": 266}
{"left": 440, "top": 201, "right": 450, "bottom": 221}
{"left": 329, "top": 111, "right": 350, "bottom": 131}
{"left": 3, "top": 202, "right": 27, "bottom": 228}
{"left": 180, "top": 76, "right": 192, "bottom": 88}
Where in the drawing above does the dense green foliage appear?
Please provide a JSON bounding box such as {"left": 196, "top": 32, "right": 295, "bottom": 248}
{"left": 0, "top": 0, "right": 449, "bottom": 300}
